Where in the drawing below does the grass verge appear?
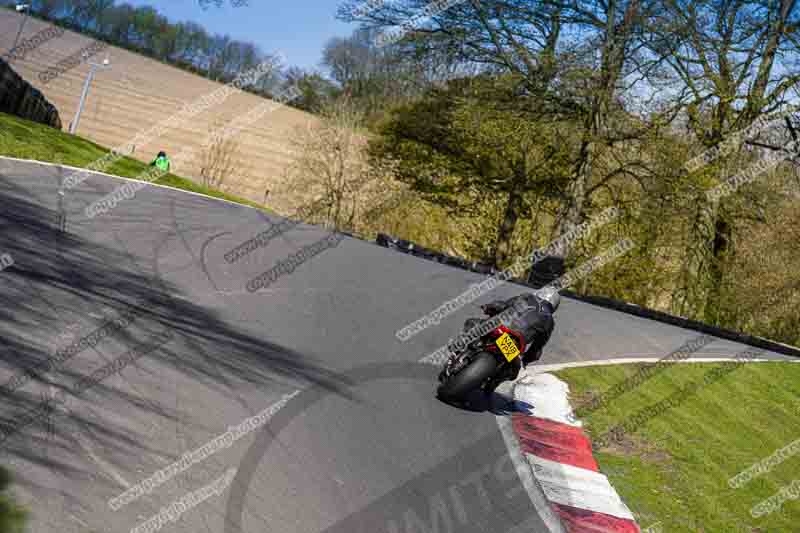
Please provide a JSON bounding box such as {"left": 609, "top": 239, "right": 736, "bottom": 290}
{"left": 0, "top": 111, "right": 274, "bottom": 213}
{"left": 0, "top": 467, "right": 27, "bottom": 533}
{"left": 555, "top": 361, "right": 800, "bottom": 532}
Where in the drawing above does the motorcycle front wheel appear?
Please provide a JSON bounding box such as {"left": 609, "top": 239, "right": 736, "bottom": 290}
{"left": 436, "top": 351, "right": 498, "bottom": 402}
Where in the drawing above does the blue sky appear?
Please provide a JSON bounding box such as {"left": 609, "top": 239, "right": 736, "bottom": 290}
{"left": 125, "top": 0, "right": 357, "bottom": 71}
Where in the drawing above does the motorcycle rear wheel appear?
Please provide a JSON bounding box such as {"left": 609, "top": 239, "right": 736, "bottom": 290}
{"left": 436, "top": 351, "right": 498, "bottom": 402}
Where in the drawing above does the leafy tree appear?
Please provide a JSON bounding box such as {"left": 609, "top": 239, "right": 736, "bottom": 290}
{"left": 369, "top": 74, "right": 575, "bottom": 267}
{"left": 340, "top": 0, "right": 668, "bottom": 261}
{"left": 282, "top": 67, "right": 341, "bottom": 114}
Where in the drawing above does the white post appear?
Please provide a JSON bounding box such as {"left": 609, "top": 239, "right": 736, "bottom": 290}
{"left": 11, "top": 3, "right": 30, "bottom": 55}
{"left": 69, "top": 57, "right": 111, "bottom": 135}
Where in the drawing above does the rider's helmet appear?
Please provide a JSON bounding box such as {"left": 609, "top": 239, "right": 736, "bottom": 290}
{"left": 536, "top": 286, "right": 561, "bottom": 313}
{"left": 157, "top": 151, "right": 166, "bottom": 158}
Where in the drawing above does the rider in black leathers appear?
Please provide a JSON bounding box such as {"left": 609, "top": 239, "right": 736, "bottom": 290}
{"left": 462, "top": 286, "right": 560, "bottom": 383}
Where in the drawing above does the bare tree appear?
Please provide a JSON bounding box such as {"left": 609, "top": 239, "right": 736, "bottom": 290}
{"left": 280, "top": 96, "right": 404, "bottom": 233}
{"left": 199, "top": 118, "right": 241, "bottom": 190}
{"left": 31, "top": 0, "right": 66, "bottom": 20}
{"left": 325, "top": 25, "right": 471, "bottom": 115}
{"left": 647, "top": 0, "right": 800, "bottom": 320}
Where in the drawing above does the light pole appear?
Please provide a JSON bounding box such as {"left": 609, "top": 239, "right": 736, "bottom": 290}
{"left": 69, "top": 56, "right": 111, "bottom": 135}
{"left": 11, "top": 3, "right": 30, "bottom": 55}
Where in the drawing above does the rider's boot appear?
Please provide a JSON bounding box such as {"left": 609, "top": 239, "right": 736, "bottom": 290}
{"left": 525, "top": 348, "right": 543, "bottom": 364}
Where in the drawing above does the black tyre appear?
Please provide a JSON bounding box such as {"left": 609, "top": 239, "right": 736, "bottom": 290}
{"left": 437, "top": 351, "right": 498, "bottom": 402}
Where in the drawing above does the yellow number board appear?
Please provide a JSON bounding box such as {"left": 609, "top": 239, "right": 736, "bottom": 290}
{"left": 496, "top": 333, "right": 520, "bottom": 362}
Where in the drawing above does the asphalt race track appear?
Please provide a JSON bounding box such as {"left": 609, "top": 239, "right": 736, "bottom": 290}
{"left": 0, "top": 158, "right": 793, "bottom": 533}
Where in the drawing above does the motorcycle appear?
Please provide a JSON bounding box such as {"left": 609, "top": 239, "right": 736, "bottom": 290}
{"left": 436, "top": 320, "right": 526, "bottom": 403}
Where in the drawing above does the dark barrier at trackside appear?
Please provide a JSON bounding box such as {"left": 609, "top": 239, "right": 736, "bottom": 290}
{"left": 373, "top": 233, "right": 800, "bottom": 358}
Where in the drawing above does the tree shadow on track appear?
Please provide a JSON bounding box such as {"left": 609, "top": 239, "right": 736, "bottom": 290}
{"left": 0, "top": 177, "right": 355, "bottom": 481}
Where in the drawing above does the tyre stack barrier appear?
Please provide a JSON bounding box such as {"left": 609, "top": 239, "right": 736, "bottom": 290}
{"left": 376, "top": 233, "right": 499, "bottom": 276}
{"left": 527, "top": 256, "right": 565, "bottom": 289}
